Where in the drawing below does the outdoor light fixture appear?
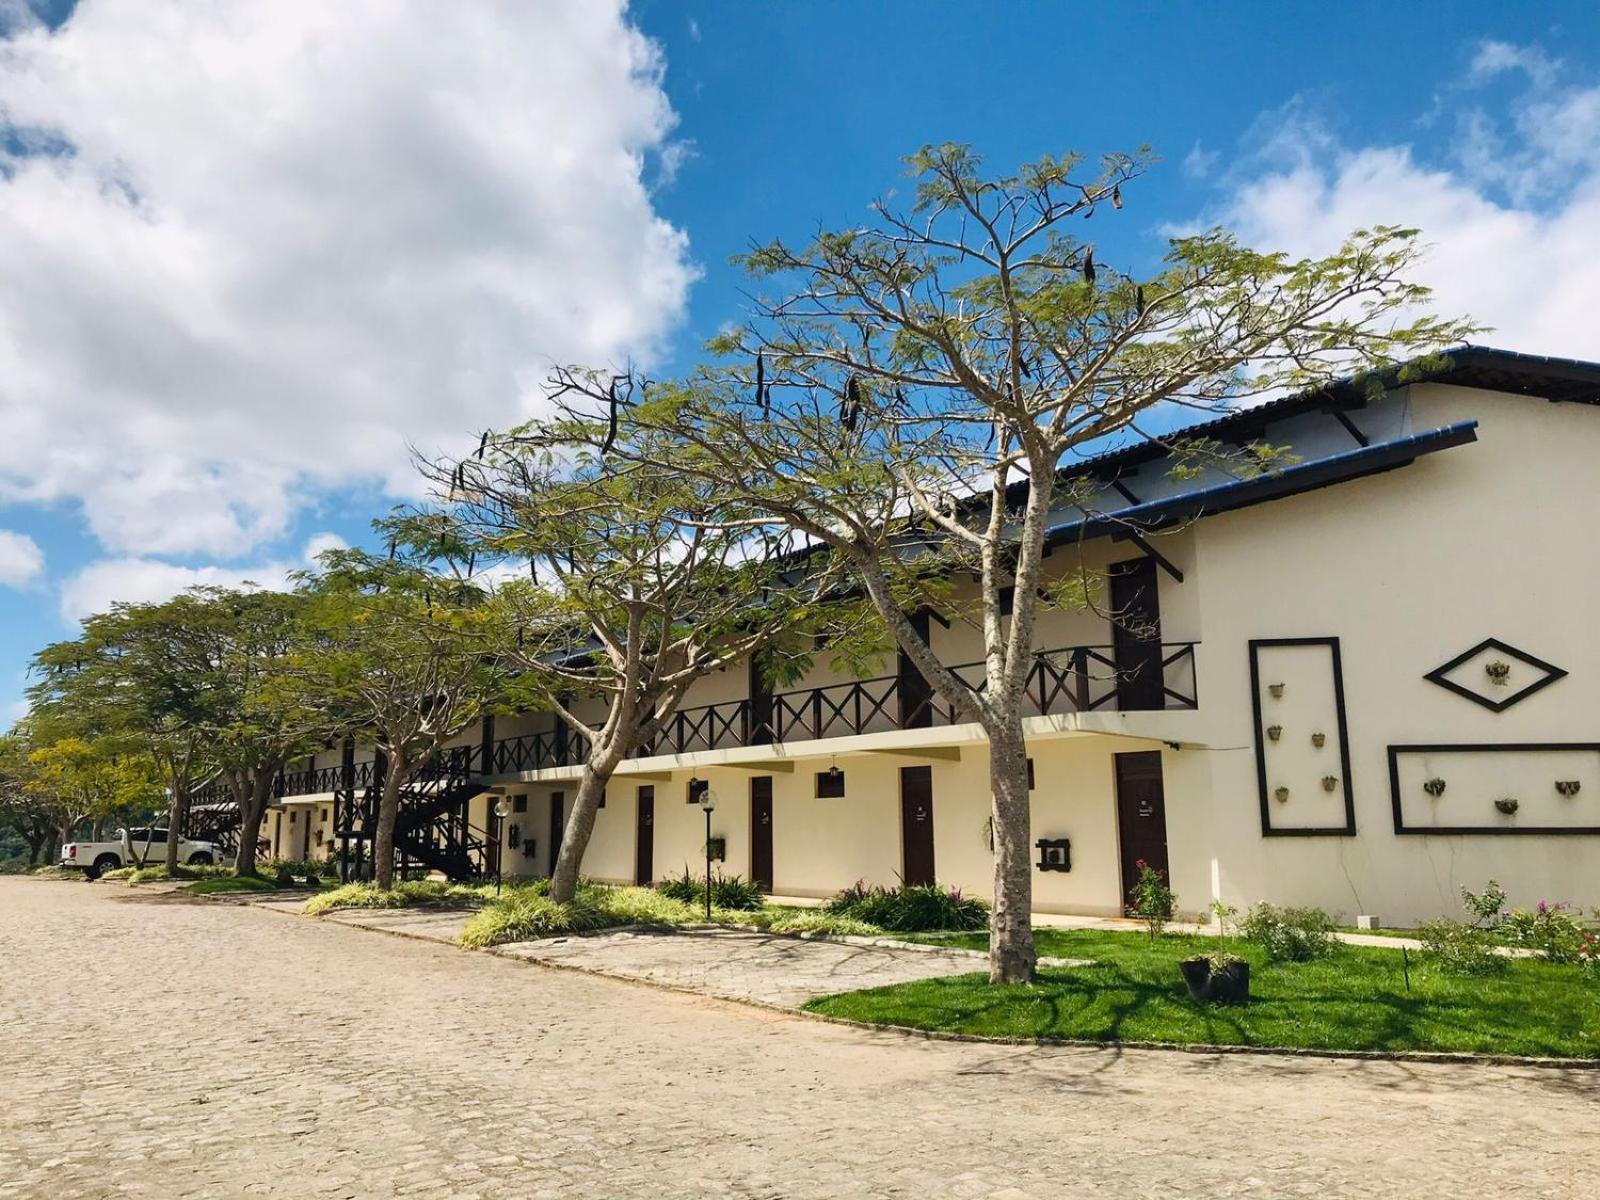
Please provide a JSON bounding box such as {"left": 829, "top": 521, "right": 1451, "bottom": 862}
{"left": 492, "top": 795, "right": 512, "bottom": 895}
{"left": 699, "top": 786, "right": 718, "bottom": 920}
{"left": 827, "top": 757, "right": 841, "bottom": 781}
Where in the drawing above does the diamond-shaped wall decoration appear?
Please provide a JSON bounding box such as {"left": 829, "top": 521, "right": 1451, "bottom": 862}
{"left": 1424, "top": 638, "right": 1568, "bottom": 713}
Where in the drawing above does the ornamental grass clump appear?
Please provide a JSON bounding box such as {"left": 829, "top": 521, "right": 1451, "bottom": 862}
{"left": 301, "top": 878, "right": 493, "bottom": 917}
{"left": 1239, "top": 902, "right": 1337, "bottom": 962}
{"left": 824, "top": 880, "right": 989, "bottom": 932}
{"left": 656, "top": 868, "right": 765, "bottom": 911}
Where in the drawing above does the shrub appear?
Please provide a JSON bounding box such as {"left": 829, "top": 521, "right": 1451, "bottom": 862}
{"left": 458, "top": 890, "right": 613, "bottom": 948}
{"left": 186, "top": 875, "right": 278, "bottom": 895}
{"left": 1127, "top": 861, "right": 1176, "bottom": 941}
{"left": 1502, "top": 902, "right": 1586, "bottom": 964}
{"left": 1419, "top": 917, "right": 1503, "bottom": 975}
{"left": 1240, "top": 902, "right": 1337, "bottom": 962}
{"left": 457, "top": 883, "right": 701, "bottom": 948}
{"left": 1461, "top": 880, "right": 1507, "bottom": 929}
{"left": 756, "top": 909, "right": 884, "bottom": 938}
{"left": 657, "top": 868, "right": 765, "bottom": 911}
{"left": 301, "top": 878, "right": 493, "bottom": 916}
{"left": 824, "top": 881, "right": 989, "bottom": 932}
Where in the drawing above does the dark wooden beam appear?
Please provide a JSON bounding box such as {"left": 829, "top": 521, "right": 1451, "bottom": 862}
{"left": 1123, "top": 532, "right": 1184, "bottom": 583}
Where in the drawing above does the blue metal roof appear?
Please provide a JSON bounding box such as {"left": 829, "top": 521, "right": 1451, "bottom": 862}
{"left": 1046, "top": 419, "right": 1481, "bottom": 545}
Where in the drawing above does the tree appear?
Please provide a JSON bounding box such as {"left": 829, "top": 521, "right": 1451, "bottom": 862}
{"left": 29, "top": 594, "right": 236, "bottom": 872}
{"left": 0, "top": 735, "right": 58, "bottom": 866}
{"left": 25, "top": 735, "right": 163, "bottom": 853}
{"left": 609, "top": 144, "right": 1475, "bottom": 981}
{"left": 403, "top": 408, "right": 843, "bottom": 903}
{"left": 202, "top": 589, "right": 323, "bottom": 876}
{"left": 287, "top": 552, "right": 505, "bottom": 890}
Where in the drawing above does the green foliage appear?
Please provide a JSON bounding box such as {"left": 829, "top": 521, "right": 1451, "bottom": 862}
{"left": 458, "top": 883, "right": 702, "bottom": 948}
{"left": 743, "top": 908, "right": 883, "bottom": 939}
{"left": 301, "top": 879, "right": 497, "bottom": 917}
{"left": 657, "top": 868, "right": 765, "bottom": 911}
{"left": 186, "top": 875, "right": 279, "bottom": 895}
{"left": 1418, "top": 918, "right": 1504, "bottom": 975}
{"left": 824, "top": 881, "right": 990, "bottom": 932}
{"left": 805, "top": 929, "right": 1600, "bottom": 1059}
{"left": 1126, "top": 862, "right": 1177, "bottom": 941}
{"left": 1502, "top": 902, "right": 1586, "bottom": 964}
{"left": 1239, "top": 903, "right": 1337, "bottom": 962}
{"left": 1461, "top": 880, "right": 1508, "bottom": 928}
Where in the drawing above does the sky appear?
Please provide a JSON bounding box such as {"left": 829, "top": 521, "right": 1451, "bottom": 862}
{"left": 2, "top": 0, "right": 1599, "bottom": 723}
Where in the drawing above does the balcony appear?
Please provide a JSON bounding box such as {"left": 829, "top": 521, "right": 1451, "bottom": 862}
{"left": 240, "top": 641, "right": 1197, "bottom": 800}
{"left": 483, "top": 641, "right": 1198, "bottom": 775}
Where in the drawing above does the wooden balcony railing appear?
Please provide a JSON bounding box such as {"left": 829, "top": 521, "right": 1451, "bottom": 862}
{"left": 245, "top": 641, "right": 1198, "bottom": 798}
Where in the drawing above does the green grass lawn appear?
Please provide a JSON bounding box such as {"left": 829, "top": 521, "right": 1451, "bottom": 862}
{"left": 184, "top": 875, "right": 283, "bottom": 895}
{"left": 805, "top": 930, "right": 1600, "bottom": 1059}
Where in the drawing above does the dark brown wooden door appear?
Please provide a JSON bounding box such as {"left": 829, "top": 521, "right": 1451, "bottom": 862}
{"left": 899, "top": 766, "right": 935, "bottom": 885}
{"left": 748, "top": 653, "right": 774, "bottom": 745}
{"left": 634, "top": 786, "right": 654, "bottom": 885}
{"left": 548, "top": 790, "right": 565, "bottom": 876}
{"left": 749, "top": 776, "right": 774, "bottom": 891}
{"left": 1114, "top": 751, "right": 1169, "bottom": 911}
{"left": 897, "top": 610, "right": 934, "bottom": 729}
{"left": 1109, "top": 558, "right": 1164, "bottom": 711}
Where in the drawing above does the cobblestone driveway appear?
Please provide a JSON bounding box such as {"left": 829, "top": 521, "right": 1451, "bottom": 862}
{"left": 2, "top": 878, "right": 1597, "bottom": 1199}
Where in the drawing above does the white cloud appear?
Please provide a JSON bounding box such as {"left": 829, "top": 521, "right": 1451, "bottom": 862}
{"left": 57, "top": 533, "right": 342, "bottom": 622}
{"left": 0, "top": 1, "right": 696, "bottom": 558}
{"left": 0, "top": 529, "right": 44, "bottom": 586}
{"left": 1195, "top": 57, "right": 1600, "bottom": 362}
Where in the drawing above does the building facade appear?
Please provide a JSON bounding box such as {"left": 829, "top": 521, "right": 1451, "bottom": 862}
{"left": 256, "top": 347, "right": 1600, "bottom": 926}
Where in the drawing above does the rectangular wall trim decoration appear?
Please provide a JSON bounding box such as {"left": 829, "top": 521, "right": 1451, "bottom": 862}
{"left": 1249, "top": 637, "right": 1357, "bottom": 837}
{"left": 1388, "top": 743, "right": 1600, "bottom": 835}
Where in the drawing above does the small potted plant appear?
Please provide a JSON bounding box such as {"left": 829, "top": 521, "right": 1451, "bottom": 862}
{"left": 1321, "top": 775, "right": 1338, "bottom": 792}
{"left": 1274, "top": 785, "right": 1290, "bottom": 803}
{"left": 1555, "top": 780, "right": 1582, "bottom": 797}
{"left": 1266, "top": 724, "right": 1283, "bottom": 742}
{"left": 1485, "top": 661, "right": 1511, "bottom": 686}
{"left": 1268, "top": 682, "right": 1285, "bottom": 698}
{"left": 1179, "top": 950, "right": 1250, "bottom": 1004}
{"left": 1494, "top": 797, "right": 1520, "bottom": 816}
{"left": 1423, "top": 777, "right": 1447, "bottom": 798}
{"left": 1311, "top": 731, "right": 1326, "bottom": 749}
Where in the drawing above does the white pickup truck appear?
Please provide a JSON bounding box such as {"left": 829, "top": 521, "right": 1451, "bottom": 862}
{"left": 60, "top": 828, "right": 223, "bottom": 879}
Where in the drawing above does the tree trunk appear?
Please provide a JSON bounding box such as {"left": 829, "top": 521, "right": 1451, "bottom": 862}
{"left": 987, "top": 721, "right": 1038, "bottom": 984}
{"left": 372, "top": 765, "right": 406, "bottom": 891}
{"left": 164, "top": 787, "right": 188, "bottom": 873}
{"left": 234, "top": 773, "right": 276, "bottom": 877}
{"left": 548, "top": 740, "right": 626, "bottom": 904}
{"left": 25, "top": 830, "right": 47, "bottom": 865}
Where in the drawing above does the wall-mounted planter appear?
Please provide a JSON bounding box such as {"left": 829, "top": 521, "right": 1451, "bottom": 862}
{"left": 1266, "top": 725, "right": 1283, "bottom": 742}
{"left": 1274, "top": 786, "right": 1290, "bottom": 803}
{"left": 1322, "top": 775, "right": 1339, "bottom": 792}
{"left": 1422, "top": 777, "right": 1447, "bottom": 798}
{"left": 1484, "top": 660, "right": 1512, "bottom": 686}
{"left": 1268, "top": 683, "right": 1285, "bottom": 699}
{"left": 1311, "top": 732, "right": 1326, "bottom": 749}
{"left": 1556, "top": 780, "right": 1582, "bottom": 798}
{"left": 1494, "top": 798, "right": 1520, "bottom": 816}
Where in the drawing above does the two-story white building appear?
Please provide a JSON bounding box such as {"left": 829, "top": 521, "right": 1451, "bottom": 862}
{"left": 253, "top": 346, "right": 1600, "bottom": 926}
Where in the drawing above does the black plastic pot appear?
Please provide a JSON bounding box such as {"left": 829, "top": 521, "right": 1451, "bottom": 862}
{"left": 1180, "top": 957, "right": 1251, "bottom": 1004}
{"left": 1179, "top": 957, "right": 1212, "bottom": 1000}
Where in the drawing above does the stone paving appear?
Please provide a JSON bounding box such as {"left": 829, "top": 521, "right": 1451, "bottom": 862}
{"left": 3, "top": 877, "right": 1599, "bottom": 1199}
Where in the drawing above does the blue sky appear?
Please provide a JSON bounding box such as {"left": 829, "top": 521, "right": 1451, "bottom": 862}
{"left": 2, "top": 0, "right": 1599, "bottom": 722}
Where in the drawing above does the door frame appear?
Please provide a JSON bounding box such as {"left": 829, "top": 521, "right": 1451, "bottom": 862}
{"left": 1112, "top": 750, "right": 1170, "bottom": 908}
{"left": 749, "top": 776, "right": 774, "bottom": 892}
{"left": 898, "top": 765, "right": 935, "bottom": 886}
{"left": 633, "top": 786, "right": 655, "bottom": 886}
